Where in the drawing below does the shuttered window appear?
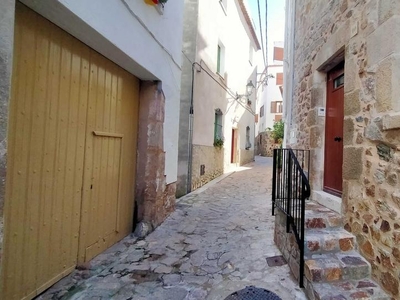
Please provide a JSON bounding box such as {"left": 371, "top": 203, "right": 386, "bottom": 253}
{"left": 271, "top": 101, "right": 283, "bottom": 113}
{"left": 276, "top": 73, "right": 283, "bottom": 85}
{"left": 214, "top": 109, "right": 223, "bottom": 141}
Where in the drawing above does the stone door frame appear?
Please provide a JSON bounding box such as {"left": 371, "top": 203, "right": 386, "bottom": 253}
{"left": 308, "top": 20, "right": 354, "bottom": 214}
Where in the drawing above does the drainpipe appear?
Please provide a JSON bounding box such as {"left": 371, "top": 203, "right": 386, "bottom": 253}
{"left": 289, "top": 0, "right": 296, "bottom": 145}
{"left": 187, "top": 62, "right": 196, "bottom": 194}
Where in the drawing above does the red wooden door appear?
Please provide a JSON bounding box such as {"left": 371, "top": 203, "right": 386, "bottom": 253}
{"left": 324, "top": 64, "right": 344, "bottom": 196}
{"left": 231, "top": 129, "right": 237, "bottom": 163}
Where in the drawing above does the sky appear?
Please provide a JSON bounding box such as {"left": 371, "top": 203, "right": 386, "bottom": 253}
{"left": 247, "top": 0, "right": 285, "bottom": 69}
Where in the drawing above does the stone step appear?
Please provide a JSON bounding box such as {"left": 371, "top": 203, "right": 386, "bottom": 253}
{"left": 301, "top": 201, "right": 390, "bottom": 300}
{"left": 304, "top": 201, "right": 344, "bottom": 229}
{"left": 310, "top": 279, "right": 390, "bottom": 300}
{"left": 305, "top": 251, "right": 371, "bottom": 283}
{"left": 312, "top": 190, "right": 342, "bottom": 214}
{"left": 305, "top": 228, "right": 356, "bottom": 255}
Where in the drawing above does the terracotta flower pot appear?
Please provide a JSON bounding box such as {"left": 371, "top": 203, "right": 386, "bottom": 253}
{"left": 144, "top": 0, "right": 157, "bottom": 6}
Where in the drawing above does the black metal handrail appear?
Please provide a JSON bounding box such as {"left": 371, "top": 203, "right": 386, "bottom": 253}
{"left": 272, "top": 148, "right": 310, "bottom": 288}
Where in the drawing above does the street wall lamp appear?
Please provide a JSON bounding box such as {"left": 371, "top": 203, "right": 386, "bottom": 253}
{"left": 246, "top": 80, "right": 255, "bottom": 97}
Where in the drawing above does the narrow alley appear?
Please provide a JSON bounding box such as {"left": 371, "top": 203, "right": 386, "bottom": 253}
{"left": 37, "top": 157, "right": 306, "bottom": 300}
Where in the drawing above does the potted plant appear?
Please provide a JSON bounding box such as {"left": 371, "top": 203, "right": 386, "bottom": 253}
{"left": 144, "top": 0, "right": 168, "bottom": 6}
{"left": 213, "top": 137, "right": 224, "bottom": 149}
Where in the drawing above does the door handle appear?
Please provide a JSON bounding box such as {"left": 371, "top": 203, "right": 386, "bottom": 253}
{"left": 334, "top": 136, "right": 342, "bottom": 142}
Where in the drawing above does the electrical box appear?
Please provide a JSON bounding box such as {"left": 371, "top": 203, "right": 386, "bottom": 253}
{"left": 318, "top": 107, "right": 326, "bottom": 117}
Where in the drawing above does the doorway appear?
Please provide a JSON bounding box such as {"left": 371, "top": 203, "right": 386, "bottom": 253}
{"left": 1, "top": 4, "right": 139, "bottom": 299}
{"left": 231, "top": 128, "right": 238, "bottom": 163}
{"left": 323, "top": 63, "right": 344, "bottom": 196}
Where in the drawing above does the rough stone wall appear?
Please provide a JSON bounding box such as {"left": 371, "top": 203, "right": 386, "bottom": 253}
{"left": 135, "top": 81, "right": 175, "bottom": 232}
{"left": 288, "top": 0, "right": 400, "bottom": 297}
{"left": 0, "top": 0, "right": 15, "bottom": 280}
{"left": 274, "top": 209, "right": 301, "bottom": 282}
{"left": 256, "top": 131, "right": 280, "bottom": 157}
{"left": 239, "top": 149, "right": 254, "bottom": 166}
{"left": 191, "top": 144, "right": 223, "bottom": 191}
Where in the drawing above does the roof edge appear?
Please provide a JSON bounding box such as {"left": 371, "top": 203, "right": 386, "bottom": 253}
{"left": 237, "top": 0, "right": 262, "bottom": 50}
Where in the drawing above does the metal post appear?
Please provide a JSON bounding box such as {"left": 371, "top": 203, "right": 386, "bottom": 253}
{"left": 299, "top": 180, "right": 306, "bottom": 288}
{"left": 286, "top": 152, "right": 292, "bottom": 233}
{"left": 272, "top": 149, "right": 277, "bottom": 215}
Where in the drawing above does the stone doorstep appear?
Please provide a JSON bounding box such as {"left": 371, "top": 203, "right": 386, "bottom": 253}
{"left": 304, "top": 201, "right": 344, "bottom": 229}
{"left": 311, "top": 279, "right": 391, "bottom": 300}
{"left": 304, "top": 251, "right": 371, "bottom": 283}
{"left": 305, "top": 228, "right": 356, "bottom": 255}
{"left": 312, "top": 190, "right": 342, "bottom": 214}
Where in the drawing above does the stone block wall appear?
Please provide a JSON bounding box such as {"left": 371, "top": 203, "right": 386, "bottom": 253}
{"left": 191, "top": 144, "right": 224, "bottom": 191}
{"left": 256, "top": 131, "right": 280, "bottom": 157}
{"left": 286, "top": 0, "right": 400, "bottom": 297}
{"left": 274, "top": 209, "right": 301, "bottom": 282}
{"left": 135, "top": 81, "right": 176, "bottom": 232}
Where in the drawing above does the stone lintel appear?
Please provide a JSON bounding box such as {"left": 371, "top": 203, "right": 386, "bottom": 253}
{"left": 314, "top": 20, "right": 349, "bottom": 72}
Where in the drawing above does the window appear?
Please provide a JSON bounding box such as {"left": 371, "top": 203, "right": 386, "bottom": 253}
{"left": 214, "top": 109, "right": 223, "bottom": 142}
{"left": 260, "top": 105, "right": 264, "bottom": 118}
{"left": 334, "top": 74, "right": 344, "bottom": 88}
{"left": 217, "top": 43, "right": 225, "bottom": 75}
{"left": 271, "top": 101, "right": 283, "bottom": 113}
{"left": 245, "top": 126, "right": 251, "bottom": 150}
{"left": 273, "top": 47, "right": 284, "bottom": 61}
{"left": 276, "top": 73, "right": 283, "bottom": 85}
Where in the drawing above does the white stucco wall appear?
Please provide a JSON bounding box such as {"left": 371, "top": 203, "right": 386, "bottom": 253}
{"left": 21, "top": 0, "right": 184, "bottom": 184}
{"left": 257, "top": 64, "right": 283, "bottom": 132}
{"left": 283, "top": 0, "right": 296, "bottom": 146}
{"left": 192, "top": 0, "right": 258, "bottom": 168}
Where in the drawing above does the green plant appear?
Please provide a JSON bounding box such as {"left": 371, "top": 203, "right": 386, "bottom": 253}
{"left": 270, "top": 120, "right": 284, "bottom": 143}
{"left": 213, "top": 138, "right": 224, "bottom": 148}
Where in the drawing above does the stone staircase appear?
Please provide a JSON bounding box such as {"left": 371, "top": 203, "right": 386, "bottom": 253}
{"left": 303, "top": 201, "right": 390, "bottom": 300}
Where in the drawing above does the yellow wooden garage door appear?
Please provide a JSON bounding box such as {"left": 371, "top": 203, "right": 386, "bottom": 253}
{"left": 1, "top": 3, "right": 139, "bottom": 299}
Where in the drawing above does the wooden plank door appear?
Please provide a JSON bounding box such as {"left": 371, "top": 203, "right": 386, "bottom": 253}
{"left": 1, "top": 4, "right": 89, "bottom": 299}
{"left": 2, "top": 3, "right": 140, "bottom": 299}
{"left": 324, "top": 64, "right": 344, "bottom": 196}
{"left": 78, "top": 51, "right": 139, "bottom": 263}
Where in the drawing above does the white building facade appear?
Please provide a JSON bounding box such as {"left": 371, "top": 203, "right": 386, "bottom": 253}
{"left": 177, "top": 0, "right": 260, "bottom": 196}
{"left": 257, "top": 63, "right": 284, "bottom": 134}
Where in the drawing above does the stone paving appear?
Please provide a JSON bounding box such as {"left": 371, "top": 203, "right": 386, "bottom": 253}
{"left": 37, "top": 156, "right": 307, "bottom": 300}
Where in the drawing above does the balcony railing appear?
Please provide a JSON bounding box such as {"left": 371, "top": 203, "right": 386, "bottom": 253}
{"left": 272, "top": 148, "right": 310, "bottom": 287}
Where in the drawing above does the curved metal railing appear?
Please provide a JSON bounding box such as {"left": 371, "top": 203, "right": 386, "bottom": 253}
{"left": 272, "top": 148, "right": 310, "bottom": 288}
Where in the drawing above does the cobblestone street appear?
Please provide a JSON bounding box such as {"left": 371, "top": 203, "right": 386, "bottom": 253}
{"left": 38, "top": 156, "right": 307, "bottom": 300}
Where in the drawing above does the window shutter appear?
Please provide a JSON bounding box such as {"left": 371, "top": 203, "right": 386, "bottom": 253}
{"left": 276, "top": 73, "right": 283, "bottom": 85}
{"left": 273, "top": 47, "right": 284, "bottom": 61}
{"left": 271, "top": 101, "right": 277, "bottom": 113}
